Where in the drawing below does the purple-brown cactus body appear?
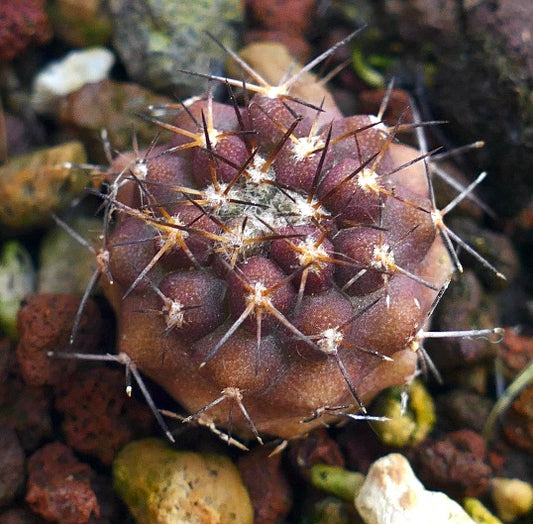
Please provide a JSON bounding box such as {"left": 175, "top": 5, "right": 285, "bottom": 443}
{"left": 103, "top": 68, "right": 453, "bottom": 440}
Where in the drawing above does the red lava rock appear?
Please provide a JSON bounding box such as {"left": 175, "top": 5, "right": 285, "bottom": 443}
{"left": 237, "top": 445, "right": 292, "bottom": 524}
{"left": 16, "top": 294, "right": 103, "bottom": 387}
{"left": 54, "top": 367, "right": 154, "bottom": 465}
{"left": 25, "top": 441, "right": 100, "bottom": 524}
{"left": 0, "top": 0, "right": 52, "bottom": 61}
{"left": 0, "top": 426, "right": 25, "bottom": 506}
{"left": 502, "top": 384, "right": 533, "bottom": 453}
{"left": 288, "top": 428, "right": 345, "bottom": 480}
{"left": 411, "top": 429, "right": 492, "bottom": 500}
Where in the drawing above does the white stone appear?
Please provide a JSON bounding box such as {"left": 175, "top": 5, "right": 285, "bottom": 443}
{"left": 355, "top": 453, "right": 476, "bottom": 524}
{"left": 31, "top": 47, "right": 115, "bottom": 113}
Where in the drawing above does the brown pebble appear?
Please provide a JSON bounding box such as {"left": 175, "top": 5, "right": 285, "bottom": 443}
{"left": 288, "top": 428, "right": 345, "bottom": 480}
{"left": 238, "top": 445, "right": 292, "bottom": 524}
{"left": 58, "top": 79, "right": 173, "bottom": 161}
{"left": 0, "top": 426, "right": 25, "bottom": 506}
{"left": 411, "top": 429, "right": 492, "bottom": 499}
{"left": 26, "top": 441, "right": 100, "bottom": 524}
{"left": 437, "top": 389, "right": 493, "bottom": 433}
{"left": 246, "top": 0, "right": 316, "bottom": 35}
{"left": 244, "top": 29, "right": 311, "bottom": 62}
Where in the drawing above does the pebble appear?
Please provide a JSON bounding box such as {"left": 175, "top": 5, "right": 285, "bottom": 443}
{"left": 31, "top": 47, "right": 115, "bottom": 114}
{"left": 308, "top": 496, "right": 362, "bottom": 524}
{"left": 372, "top": 379, "right": 436, "bottom": 447}
{"left": 491, "top": 477, "right": 533, "bottom": 523}
{"left": 0, "top": 242, "right": 35, "bottom": 340}
{"left": 310, "top": 464, "right": 365, "bottom": 502}
{"left": 16, "top": 294, "right": 103, "bottom": 387}
{"left": 431, "top": 270, "right": 499, "bottom": 368}
{"left": 38, "top": 215, "right": 103, "bottom": 294}
{"left": 355, "top": 453, "right": 476, "bottom": 524}
{"left": 0, "top": 141, "right": 88, "bottom": 233}
{"left": 48, "top": 0, "right": 112, "bottom": 47}
{"left": 228, "top": 41, "right": 341, "bottom": 124}
{"left": 288, "top": 427, "right": 345, "bottom": 479}
{"left": 463, "top": 497, "right": 503, "bottom": 524}
{"left": 411, "top": 430, "right": 492, "bottom": 500}
{"left": 55, "top": 367, "right": 153, "bottom": 465}
{"left": 107, "top": 0, "right": 243, "bottom": 94}
{"left": 26, "top": 441, "right": 100, "bottom": 524}
{"left": 0, "top": 0, "right": 51, "bottom": 62}
{"left": 58, "top": 79, "right": 173, "bottom": 157}
{"left": 0, "top": 426, "right": 25, "bottom": 506}
{"left": 0, "top": 378, "right": 53, "bottom": 452}
{"left": 238, "top": 445, "right": 293, "bottom": 524}
{"left": 113, "top": 438, "right": 254, "bottom": 523}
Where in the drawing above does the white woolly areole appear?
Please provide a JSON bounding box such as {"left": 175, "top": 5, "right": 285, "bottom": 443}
{"left": 317, "top": 328, "right": 343, "bottom": 355}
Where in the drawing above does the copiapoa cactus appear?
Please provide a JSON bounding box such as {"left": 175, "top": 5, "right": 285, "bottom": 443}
{"left": 53, "top": 30, "right": 504, "bottom": 446}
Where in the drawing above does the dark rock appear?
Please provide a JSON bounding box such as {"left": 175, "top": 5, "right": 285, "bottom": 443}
{"left": 0, "top": 427, "right": 25, "bottom": 506}
{"left": 238, "top": 445, "right": 292, "bottom": 524}
{"left": 410, "top": 429, "right": 492, "bottom": 500}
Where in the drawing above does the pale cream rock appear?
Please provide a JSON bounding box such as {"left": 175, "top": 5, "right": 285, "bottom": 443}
{"left": 355, "top": 453, "right": 476, "bottom": 524}
{"left": 31, "top": 47, "right": 115, "bottom": 113}
{"left": 491, "top": 477, "right": 533, "bottom": 522}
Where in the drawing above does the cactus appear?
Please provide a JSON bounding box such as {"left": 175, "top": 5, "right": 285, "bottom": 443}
{"left": 53, "top": 31, "right": 503, "bottom": 444}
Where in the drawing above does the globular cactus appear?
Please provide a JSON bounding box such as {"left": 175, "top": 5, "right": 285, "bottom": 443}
{"left": 63, "top": 33, "right": 503, "bottom": 443}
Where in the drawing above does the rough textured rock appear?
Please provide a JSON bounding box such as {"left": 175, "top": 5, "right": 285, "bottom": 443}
{"left": 0, "top": 0, "right": 51, "bottom": 62}
{"left": 410, "top": 430, "right": 492, "bottom": 500}
{"left": 16, "top": 294, "right": 103, "bottom": 386}
{"left": 31, "top": 47, "right": 115, "bottom": 114}
{"left": 0, "top": 142, "right": 88, "bottom": 233}
{"left": 25, "top": 442, "right": 100, "bottom": 524}
{"left": 107, "top": 0, "right": 243, "bottom": 94}
{"left": 55, "top": 367, "right": 154, "bottom": 465}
